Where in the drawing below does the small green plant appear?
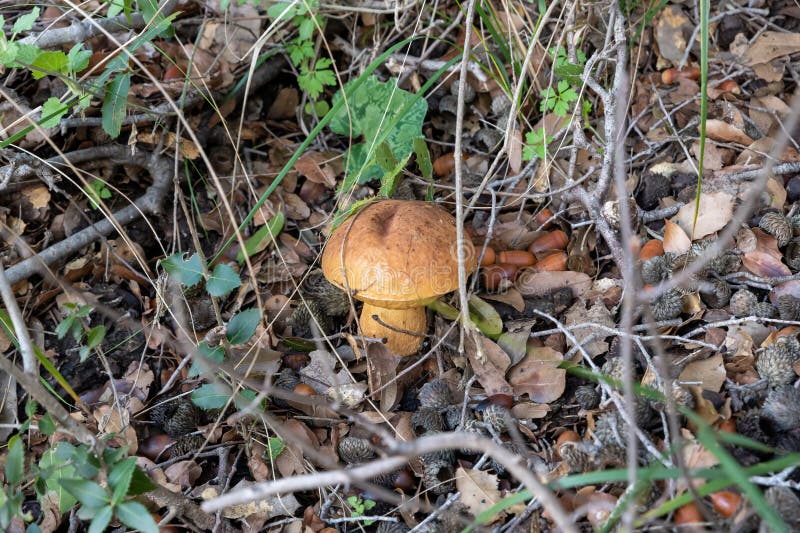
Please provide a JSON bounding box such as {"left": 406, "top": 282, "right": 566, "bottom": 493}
{"left": 539, "top": 80, "right": 579, "bottom": 117}
{"left": 86, "top": 179, "right": 112, "bottom": 209}
{"left": 56, "top": 303, "right": 107, "bottom": 362}
{"left": 266, "top": 0, "right": 335, "bottom": 101}
{"left": 346, "top": 495, "right": 377, "bottom": 525}
{"left": 522, "top": 127, "right": 554, "bottom": 161}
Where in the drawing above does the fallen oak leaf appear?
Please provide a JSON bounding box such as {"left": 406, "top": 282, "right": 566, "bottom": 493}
{"left": 673, "top": 191, "right": 734, "bottom": 239}
{"left": 455, "top": 466, "right": 503, "bottom": 521}
{"left": 507, "top": 345, "right": 566, "bottom": 403}
{"left": 465, "top": 335, "right": 513, "bottom": 396}
{"left": 742, "top": 228, "right": 791, "bottom": 278}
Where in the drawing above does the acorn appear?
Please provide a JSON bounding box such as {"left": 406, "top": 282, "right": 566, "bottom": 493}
{"left": 497, "top": 250, "right": 537, "bottom": 267}
{"left": 639, "top": 239, "right": 664, "bottom": 261}
{"left": 302, "top": 270, "right": 350, "bottom": 316}
{"left": 272, "top": 369, "right": 300, "bottom": 408}
{"left": 150, "top": 397, "right": 199, "bottom": 437}
{"left": 480, "top": 246, "right": 496, "bottom": 266}
{"left": 419, "top": 432, "right": 456, "bottom": 465}
{"left": 736, "top": 409, "right": 767, "bottom": 443}
{"left": 710, "top": 491, "right": 741, "bottom": 519}
{"left": 338, "top": 437, "right": 375, "bottom": 464}
{"left": 418, "top": 380, "right": 454, "bottom": 410}
{"left": 412, "top": 407, "right": 445, "bottom": 436}
{"left": 473, "top": 127, "right": 502, "bottom": 150}
{"left": 761, "top": 386, "right": 800, "bottom": 431}
{"left": 592, "top": 411, "right": 629, "bottom": 447}
{"left": 673, "top": 502, "right": 703, "bottom": 526}
{"left": 750, "top": 301, "right": 777, "bottom": 319}
{"left": 661, "top": 66, "right": 701, "bottom": 84}
{"left": 286, "top": 299, "right": 332, "bottom": 338}
{"left": 531, "top": 251, "right": 567, "bottom": 272}
{"left": 481, "top": 403, "right": 511, "bottom": 433}
{"left": 729, "top": 289, "right": 758, "bottom": 317}
{"left": 376, "top": 522, "right": 410, "bottom": 533}
{"left": 765, "top": 486, "right": 800, "bottom": 531}
{"left": 786, "top": 238, "right": 800, "bottom": 271}
{"left": 450, "top": 78, "right": 476, "bottom": 102}
{"left": 421, "top": 459, "right": 456, "bottom": 495}
{"left": 491, "top": 93, "right": 511, "bottom": 116}
{"left": 777, "top": 294, "right": 800, "bottom": 321}
{"left": 559, "top": 441, "right": 596, "bottom": 473}
{"left": 601, "top": 198, "right": 639, "bottom": 230}
{"left": 438, "top": 94, "right": 458, "bottom": 115}
{"left": 640, "top": 255, "right": 672, "bottom": 285}
{"left": 442, "top": 404, "right": 465, "bottom": 431}
{"left": 528, "top": 230, "right": 568, "bottom": 254}
{"left": 574, "top": 385, "right": 600, "bottom": 410}
{"left": 688, "top": 239, "right": 741, "bottom": 275}
{"left": 171, "top": 434, "right": 206, "bottom": 458}
{"left": 700, "top": 279, "right": 732, "bottom": 309}
{"left": 756, "top": 336, "right": 800, "bottom": 386}
{"left": 650, "top": 289, "right": 683, "bottom": 321}
{"left": 458, "top": 417, "right": 488, "bottom": 453}
{"left": 759, "top": 211, "right": 793, "bottom": 247}
{"left": 595, "top": 443, "right": 628, "bottom": 469}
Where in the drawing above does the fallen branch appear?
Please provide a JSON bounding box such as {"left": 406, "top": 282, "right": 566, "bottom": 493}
{"left": 3, "top": 146, "right": 172, "bottom": 285}
{"left": 201, "top": 432, "right": 577, "bottom": 533}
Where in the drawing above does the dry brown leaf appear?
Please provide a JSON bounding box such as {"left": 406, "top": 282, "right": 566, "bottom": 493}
{"left": 481, "top": 287, "right": 525, "bottom": 312}
{"left": 283, "top": 192, "right": 311, "bottom": 220}
{"left": 202, "top": 482, "right": 300, "bottom": 520}
{"left": 497, "top": 327, "right": 532, "bottom": 366}
{"left": 704, "top": 119, "right": 753, "bottom": 145}
{"left": 455, "top": 467, "right": 503, "bottom": 520}
{"left": 164, "top": 460, "right": 202, "bottom": 488}
{"left": 654, "top": 5, "right": 693, "bottom": 63}
{"left": 678, "top": 353, "right": 726, "bottom": 392}
{"left": 511, "top": 402, "right": 550, "bottom": 419}
{"left": 743, "top": 31, "right": 800, "bottom": 65}
{"left": 772, "top": 279, "right": 800, "bottom": 301}
{"left": 137, "top": 131, "right": 200, "bottom": 159}
{"left": 691, "top": 141, "right": 723, "bottom": 170}
{"left": 516, "top": 271, "right": 592, "bottom": 299}
{"left": 508, "top": 129, "right": 523, "bottom": 173}
{"left": 267, "top": 87, "right": 300, "bottom": 120}
{"left": 366, "top": 343, "right": 399, "bottom": 411}
{"left": 465, "top": 335, "right": 513, "bottom": 396}
{"left": 673, "top": 191, "right": 734, "bottom": 239}
{"left": 662, "top": 219, "right": 691, "bottom": 254}
{"left": 294, "top": 152, "right": 337, "bottom": 188}
{"left": 563, "top": 299, "right": 615, "bottom": 358}
{"left": 742, "top": 228, "right": 791, "bottom": 277}
{"left": 507, "top": 346, "right": 565, "bottom": 403}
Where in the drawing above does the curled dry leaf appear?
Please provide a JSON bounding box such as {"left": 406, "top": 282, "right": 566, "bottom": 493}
{"left": 508, "top": 129, "right": 523, "bottom": 173}
{"left": 366, "top": 343, "right": 399, "bottom": 411}
{"left": 497, "top": 327, "right": 532, "bottom": 366}
{"left": 507, "top": 345, "right": 566, "bottom": 403}
{"left": 743, "top": 31, "right": 800, "bottom": 66}
{"left": 678, "top": 353, "right": 726, "bottom": 392}
{"left": 662, "top": 219, "right": 691, "bottom": 254}
{"left": 455, "top": 466, "right": 503, "bottom": 520}
{"left": 673, "top": 191, "right": 734, "bottom": 239}
{"left": 465, "top": 335, "right": 513, "bottom": 396}
{"left": 704, "top": 120, "right": 753, "bottom": 145}
{"left": 165, "top": 460, "right": 202, "bottom": 488}
{"left": 742, "top": 228, "right": 791, "bottom": 278}
{"left": 516, "top": 271, "right": 592, "bottom": 299}
{"left": 294, "top": 151, "right": 338, "bottom": 188}
{"left": 481, "top": 287, "right": 525, "bottom": 312}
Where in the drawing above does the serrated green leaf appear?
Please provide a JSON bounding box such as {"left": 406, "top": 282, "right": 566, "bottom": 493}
{"left": 226, "top": 308, "right": 260, "bottom": 345}
{"left": 116, "top": 501, "right": 158, "bottom": 533}
{"left": 39, "top": 414, "right": 56, "bottom": 436}
{"left": 188, "top": 342, "right": 224, "bottom": 377}
{"left": 40, "top": 98, "right": 68, "bottom": 128}
{"left": 66, "top": 44, "right": 91, "bottom": 74}
{"left": 59, "top": 479, "right": 108, "bottom": 509}
{"left": 108, "top": 457, "right": 136, "bottom": 505}
{"left": 206, "top": 263, "right": 241, "bottom": 297}
{"left": 0, "top": 40, "right": 19, "bottom": 67}
{"left": 86, "top": 325, "right": 106, "bottom": 349}
{"left": 12, "top": 8, "right": 40, "bottom": 34}
{"left": 329, "top": 75, "right": 427, "bottom": 191}
{"left": 29, "top": 50, "right": 68, "bottom": 79}
{"left": 101, "top": 73, "right": 130, "bottom": 138}
{"left": 160, "top": 252, "right": 204, "bottom": 287}
{"left": 87, "top": 505, "right": 112, "bottom": 533}
{"left": 236, "top": 211, "right": 285, "bottom": 264}
{"left": 191, "top": 382, "right": 232, "bottom": 410}
{"left": 267, "top": 2, "right": 298, "bottom": 21}
{"left": 6, "top": 435, "right": 24, "bottom": 485}
{"left": 55, "top": 316, "right": 73, "bottom": 340}
{"left": 297, "top": 16, "right": 315, "bottom": 41}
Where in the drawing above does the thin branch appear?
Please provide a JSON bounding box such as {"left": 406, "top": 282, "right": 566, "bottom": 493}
{"left": 0, "top": 263, "right": 38, "bottom": 375}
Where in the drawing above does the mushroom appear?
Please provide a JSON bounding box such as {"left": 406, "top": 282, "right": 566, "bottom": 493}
{"left": 321, "top": 200, "right": 476, "bottom": 356}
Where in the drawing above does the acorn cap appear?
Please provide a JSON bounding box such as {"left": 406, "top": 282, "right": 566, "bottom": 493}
{"left": 321, "top": 200, "right": 477, "bottom": 355}
{"left": 418, "top": 379, "right": 454, "bottom": 409}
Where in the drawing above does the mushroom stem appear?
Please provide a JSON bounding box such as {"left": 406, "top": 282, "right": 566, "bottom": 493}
{"left": 359, "top": 303, "right": 427, "bottom": 356}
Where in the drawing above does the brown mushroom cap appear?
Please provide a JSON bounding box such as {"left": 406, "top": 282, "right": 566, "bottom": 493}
{"left": 321, "top": 200, "right": 476, "bottom": 307}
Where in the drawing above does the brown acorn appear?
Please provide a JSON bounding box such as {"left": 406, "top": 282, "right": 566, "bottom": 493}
{"left": 528, "top": 230, "right": 568, "bottom": 254}
{"left": 759, "top": 211, "right": 793, "bottom": 247}
{"left": 750, "top": 301, "right": 777, "bottom": 319}
{"left": 150, "top": 397, "right": 199, "bottom": 437}
{"left": 532, "top": 251, "right": 567, "bottom": 272}
{"left": 301, "top": 270, "right": 350, "bottom": 316}
{"left": 641, "top": 255, "right": 672, "bottom": 285}
{"left": 786, "top": 238, "right": 800, "bottom": 271}
{"left": 171, "top": 434, "right": 206, "bottom": 458}
{"left": 559, "top": 441, "right": 596, "bottom": 473}
{"left": 286, "top": 299, "right": 332, "bottom": 338}
{"left": 481, "top": 403, "right": 511, "bottom": 433}
{"left": 574, "top": 385, "right": 600, "bottom": 410}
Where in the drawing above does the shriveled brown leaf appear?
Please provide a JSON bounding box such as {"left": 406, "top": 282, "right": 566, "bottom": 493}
{"left": 516, "top": 271, "right": 592, "bottom": 298}
{"left": 743, "top": 31, "right": 800, "bottom": 65}
{"left": 704, "top": 120, "right": 753, "bottom": 145}
{"left": 137, "top": 131, "right": 200, "bottom": 159}
{"left": 507, "top": 345, "right": 565, "bottom": 403}
{"left": 508, "top": 129, "right": 523, "bottom": 173}
{"left": 465, "top": 335, "right": 513, "bottom": 396}
{"left": 497, "top": 327, "right": 532, "bottom": 366}
{"left": 678, "top": 353, "right": 726, "bottom": 392}
{"left": 563, "top": 299, "right": 615, "bottom": 358}
{"left": 662, "top": 219, "right": 691, "bottom": 254}
{"left": 455, "top": 467, "right": 503, "bottom": 520}
{"left": 742, "top": 228, "right": 791, "bottom": 277}
{"left": 673, "top": 191, "right": 734, "bottom": 239}
{"left": 294, "top": 151, "right": 338, "bottom": 188}
{"left": 481, "top": 287, "right": 525, "bottom": 312}
{"left": 366, "top": 343, "right": 399, "bottom": 411}
{"left": 164, "top": 460, "right": 202, "bottom": 488}
{"left": 283, "top": 192, "right": 311, "bottom": 220}
{"left": 511, "top": 402, "right": 550, "bottom": 419}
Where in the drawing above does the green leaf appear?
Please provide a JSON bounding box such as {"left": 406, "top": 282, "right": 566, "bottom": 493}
{"left": 553, "top": 61, "right": 584, "bottom": 85}
{"left": 12, "top": 8, "right": 40, "bottom": 34}
{"left": 39, "top": 414, "right": 56, "bottom": 436}
{"left": 59, "top": 479, "right": 108, "bottom": 509}
{"left": 66, "top": 44, "right": 91, "bottom": 74}
{"left": 116, "top": 501, "right": 158, "bottom": 533}
{"left": 40, "top": 98, "right": 68, "bottom": 128}
{"left": 267, "top": 2, "right": 299, "bottom": 22}
{"left": 329, "top": 75, "right": 427, "bottom": 190}
{"left": 467, "top": 296, "right": 503, "bottom": 339}
{"left": 107, "top": 0, "right": 124, "bottom": 17}
{"left": 375, "top": 141, "right": 398, "bottom": 173}
{"left": 29, "top": 50, "right": 68, "bottom": 79}
{"left": 6, "top": 435, "right": 24, "bottom": 485}
{"left": 297, "top": 16, "right": 315, "bottom": 41}
{"left": 160, "top": 252, "right": 204, "bottom": 287}
{"left": 109, "top": 457, "right": 136, "bottom": 505}
{"left": 86, "top": 325, "right": 106, "bottom": 349}
{"left": 191, "top": 382, "right": 232, "bottom": 410}
{"left": 55, "top": 316, "right": 73, "bottom": 340}
{"left": 101, "top": 73, "right": 130, "bottom": 138}
{"left": 236, "top": 211, "right": 285, "bottom": 264}
{"left": 188, "top": 342, "right": 225, "bottom": 377}
{"left": 413, "top": 137, "right": 433, "bottom": 180}
{"left": 136, "top": 0, "right": 171, "bottom": 37}
{"left": 127, "top": 466, "right": 157, "bottom": 495}
{"left": 226, "top": 308, "right": 260, "bottom": 344}
{"left": 0, "top": 40, "right": 19, "bottom": 67}
{"left": 87, "top": 505, "right": 112, "bottom": 533}
{"left": 206, "top": 263, "right": 241, "bottom": 297}
{"left": 265, "top": 436, "right": 285, "bottom": 460}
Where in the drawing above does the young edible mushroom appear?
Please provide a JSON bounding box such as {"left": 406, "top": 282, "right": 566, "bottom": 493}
{"left": 321, "top": 200, "right": 477, "bottom": 356}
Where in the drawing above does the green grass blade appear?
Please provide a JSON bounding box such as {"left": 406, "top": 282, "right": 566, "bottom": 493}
{"left": 691, "top": 0, "right": 710, "bottom": 236}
